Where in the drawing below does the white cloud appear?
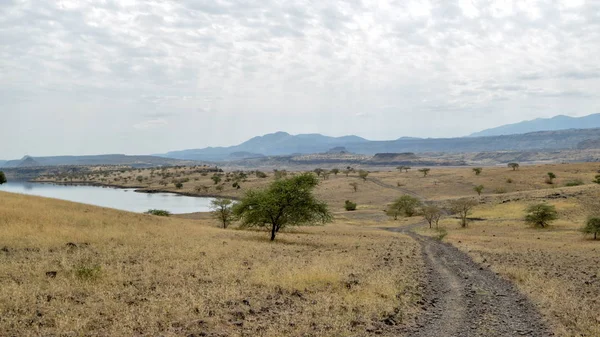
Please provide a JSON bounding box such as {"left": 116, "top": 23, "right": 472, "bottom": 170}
{"left": 133, "top": 119, "right": 168, "bottom": 130}
{"left": 0, "top": 0, "right": 599, "bottom": 157}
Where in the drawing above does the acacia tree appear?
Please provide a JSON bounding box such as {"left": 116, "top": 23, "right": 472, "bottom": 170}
{"left": 422, "top": 205, "right": 442, "bottom": 228}
{"left": 386, "top": 195, "right": 422, "bottom": 220}
{"left": 358, "top": 170, "right": 369, "bottom": 181}
{"left": 508, "top": 163, "right": 520, "bottom": 171}
{"left": 472, "top": 168, "right": 482, "bottom": 176}
{"left": 210, "top": 198, "right": 234, "bottom": 228}
{"left": 349, "top": 182, "right": 359, "bottom": 192}
{"left": 546, "top": 172, "right": 556, "bottom": 184}
{"left": 232, "top": 173, "right": 332, "bottom": 241}
{"left": 473, "top": 185, "right": 484, "bottom": 196}
{"left": 418, "top": 168, "right": 431, "bottom": 177}
{"left": 331, "top": 168, "right": 340, "bottom": 176}
{"left": 524, "top": 203, "right": 558, "bottom": 228}
{"left": 582, "top": 217, "right": 600, "bottom": 240}
{"left": 0, "top": 171, "right": 6, "bottom": 185}
{"left": 449, "top": 198, "right": 478, "bottom": 227}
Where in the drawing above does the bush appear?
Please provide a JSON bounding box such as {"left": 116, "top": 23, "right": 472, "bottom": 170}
{"left": 593, "top": 175, "right": 600, "bottom": 184}
{"left": 506, "top": 178, "right": 513, "bottom": 184}
{"left": 435, "top": 228, "right": 448, "bottom": 241}
{"left": 344, "top": 200, "right": 357, "bottom": 211}
{"left": 494, "top": 187, "right": 507, "bottom": 194}
{"left": 387, "top": 195, "right": 422, "bottom": 219}
{"left": 524, "top": 203, "right": 558, "bottom": 228}
{"left": 565, "top": 179, "right": 584, "bottom": 187}
{"left": 145, "top": 209, "right": 171, "bottom": 217}
{"left": 175, "top": 182, "right": 183, "bottom": 189}
{"left": 255, "top": 171, "right": 268, "bottom": 178}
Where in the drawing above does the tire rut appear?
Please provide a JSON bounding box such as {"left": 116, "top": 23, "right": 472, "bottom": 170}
{"left": 390, "top": 224, "right": 553, "bottom": 337}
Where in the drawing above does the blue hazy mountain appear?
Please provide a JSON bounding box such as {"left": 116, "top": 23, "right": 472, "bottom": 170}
{"left": 470, "top": 113, "right": 600, "bottom": 137}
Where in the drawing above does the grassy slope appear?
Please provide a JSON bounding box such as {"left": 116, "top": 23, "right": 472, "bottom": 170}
{"left": 0, "top": 192, "right": 421, "bottom": 336}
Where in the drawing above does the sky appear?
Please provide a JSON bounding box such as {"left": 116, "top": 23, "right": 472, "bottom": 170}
{"left": 1, "top": 0, "right": 599, "bottom": 159}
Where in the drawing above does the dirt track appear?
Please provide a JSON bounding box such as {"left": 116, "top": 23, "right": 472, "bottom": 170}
{"left": 390, "top": 225, "right": 553, "bottom": 337}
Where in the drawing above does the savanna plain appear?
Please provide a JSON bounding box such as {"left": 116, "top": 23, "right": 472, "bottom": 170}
{"left": 2, "top": 162, "right": 600, "bottom": 336}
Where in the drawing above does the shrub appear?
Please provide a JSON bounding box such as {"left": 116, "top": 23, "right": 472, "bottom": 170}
{"left": 344, "top": 200, "right": 357, "bottom": 211}
{"left": 75, "top": 265, "right": 102, "bottom": 280}
{"left": 592, "top": 175, "right": 600, "bottom": 184}
{"left": 565, "top": 179, "right": 584, "bottom": 187}
{"left": 418, "top": 168, "right": 431, "bottom": 177}
{"left": 473, "top": 185, "right": 484, "bottom": 196}
{"left": 358, "top": 170, "right": 369, "bottom": 181}
{"left": 175, "top": 182, "right": 183, "bottom": 189}
{"left": 524, "top": 203, "right": 558, "bottom": 228}
{"left": 0, "top": 171, "right": 6, "bottom": 185}
{"left": 472, "top": 167, "right": 482, "bottom": 175}
{"left": 255, "top": 171, "right": 268, "bottom": 178}
{"left": 349, "top": 182, "right": 359, "bottom": 192}
{"left": 435, "top": 227, "right": 448, "bottom": 241}
{"left": 506, "top": 178, "right": 513, "bottom": 184}
{"left": 508, "top": 163, "right": 520, "bottom": 171}
{"left": 494, "top": 187, "right": 507, "bottom": 194}
{"left": 145, "top": 209, "right": 171, "bottom": 217}
{"left": 582, "top": 217, "right": 600, "bottom": 240}
{"left": 545, "top": 172, "right": 556, "bottom": 184}
{"left": 387, "top": 195, "right": 422, "bottom": 219}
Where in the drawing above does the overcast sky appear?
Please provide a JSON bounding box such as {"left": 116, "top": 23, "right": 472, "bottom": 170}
{"left": 1, "top": 0, "right": 599, "bottom": 158}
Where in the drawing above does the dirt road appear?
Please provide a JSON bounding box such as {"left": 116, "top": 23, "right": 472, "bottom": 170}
{"left": 390, "top": 225, "right": 552, "bottom": 337}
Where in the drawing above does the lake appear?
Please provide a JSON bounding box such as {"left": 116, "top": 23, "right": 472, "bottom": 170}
{"left": 0, "top": 181, "right": 214, "bottom": 214}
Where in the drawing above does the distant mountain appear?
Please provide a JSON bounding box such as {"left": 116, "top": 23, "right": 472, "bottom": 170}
{"left": 161, "top": 132, "right": 370, "bottom": 161}
{"left": 0, "top": 160, "right": 6, "bottom": 167}
{"left": 160, "top": 128, "right": 600, "bottom": 161}
{"left": 1, "top": 154, "right": 194, "bottom": 168}
{"left": 470, "top": 113, "right": 600, "bottom": 137}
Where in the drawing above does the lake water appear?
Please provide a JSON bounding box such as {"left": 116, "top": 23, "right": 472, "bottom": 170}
{"left": 0, "top": 181, "right": 214, "bottom": 214}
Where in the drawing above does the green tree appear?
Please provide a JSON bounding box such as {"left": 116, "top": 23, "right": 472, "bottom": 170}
{"left": 508, "top": 163, "right": 520, "bottom": 171}
{"left": 0, "top": 171, "right": 6, "bottom": 185}
{"left": 349, "top": 182, "right": 359, "bottom": 192}
{"left": 210, "top": 198, "right": 234, "bottom": 229}
{"left": 175, "top": 182, "right": 183, "bottom": 189}
{"left": 524, "top": 203, "right": 558, "bottom": 228}
{"left": 255, "top": 171, "right": 268, "bottom": 178}
{"left": 582, "top": 217, "right": 600, "bottom": 240}
{"left": 418, "top": 168, "right": 431, "bottom": 177}
{"left": 403, "top": 166, "right": 411, "bottom": 173}
{"left": 358, "top": 170, "right": 369, "bottom": 181}
{"left": 449, "top": 198, "right": 478, "bottom": 227}
{"left": 422, "top": 205, "right": 442, "bottom": 228}
{"left": 387, "top": 195, "right": 422, "bottom": 220}
{"left": 472, "top": 167, "right": 482, "bottom": 176}
{"left": 321, "top": 171, "right": 330, "bottom": 180}
{"left": 136, "top": 175, "right": 144, "bottom": 183}
{"left": 313, "top": 168, "right": 324, "bottom": 177}
{"left": 232, "top": 173, "right": 332, "bottom": 241}
{"left": 594, "top": 175, "right": 600, "bottom": 184}
{"left": 473, "top": 185, "right": 484, "bottom": 196}
{"left": 546, "top": 172, "right": 556, "bottom": 184}
{"left": 331, "top": 168, "right": 340, "bottom": 176}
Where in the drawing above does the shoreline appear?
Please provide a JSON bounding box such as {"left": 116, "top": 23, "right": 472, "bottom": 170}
{"left": 29, "top": 180, "right": 240, "bottom": 200}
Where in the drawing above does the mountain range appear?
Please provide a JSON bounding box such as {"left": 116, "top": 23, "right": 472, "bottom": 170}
{"left": 470, "top": 113, "right": 600, "bottom": 137}
{"left": 0, "top": 154, "right": 193, "bottom": 168}
{"left": 159, "top": 128, "right": 600, "bottom": 161}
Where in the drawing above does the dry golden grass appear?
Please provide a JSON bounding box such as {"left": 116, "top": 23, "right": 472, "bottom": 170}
{"left": 0, "top": 191, "right": 422, "bottom": 336}
{"left": 427, "top": 186, "right": 600, "bottom": 337}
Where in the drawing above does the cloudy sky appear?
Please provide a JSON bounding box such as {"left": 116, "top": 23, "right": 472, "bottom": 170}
{"left": 1, "top": 0, "right": 599, "bottom": 158}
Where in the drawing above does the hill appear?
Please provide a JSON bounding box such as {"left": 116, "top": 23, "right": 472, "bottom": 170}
{"left": 160, "top": 132, "right": 369, "bottom": 161}
{"left": 470, "top": 113, "right": 600, "bottom": 137}
{"left": 1, "top": 154, "right": 195, "bottom": 168}
{"left": 160, "top": 128, "right": 600, "bottom": 161}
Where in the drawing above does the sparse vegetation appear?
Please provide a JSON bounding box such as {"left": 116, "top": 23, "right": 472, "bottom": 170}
{"left": 565, "top": 179, "right": 584, "bottom": 187}
{"left": 524, "top": 203, "right": 558, "bottom": 228}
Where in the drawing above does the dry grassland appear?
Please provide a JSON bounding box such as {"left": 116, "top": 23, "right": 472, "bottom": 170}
{"left": 419, "top": 185, "right": 600, "bottom": 337}
{"left": 0, "top": 192, "right": 422, "bottom": 336}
